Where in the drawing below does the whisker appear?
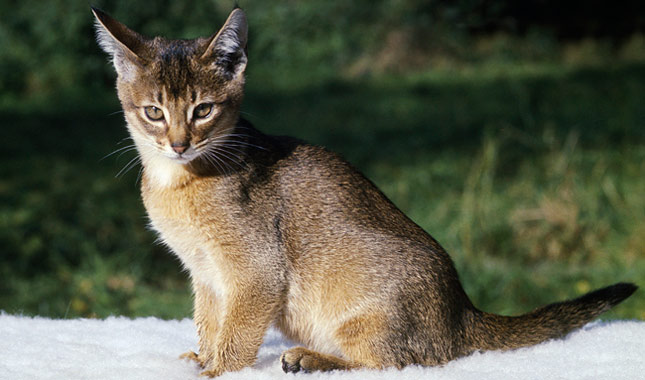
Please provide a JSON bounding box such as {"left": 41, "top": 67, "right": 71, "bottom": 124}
{"left": 206, "top": 144, "right": 247, "bottom": 171}
{"left": 116, "top": 136, "right": 133, "bottom": 145}
{"left": 224, "top": 141, "right": 268, "bottom": 151}
{"left": 135, "top": 166, "right": 144, "bottom": 187}
{"left": 209, "top": 132, "right": 256, "bottom": 139}
{"left": 101, "top": 144, "right": 138, "bottom": 161}
{"left": 239, "top": 111, "right": 258, "bottom": 119}
{"left": 115, "top": 155, "right": 142, "bottom": 178}
{"left": 194, "top": 139, "right": 211, "bottom": 150}
{"left": 211, "top": 154, "right": 233, "bottom": 176}
{"left": 206, "top": 145, "right": 242, "bottom": 167}
{"left": 118, "top": 147, "right": 139, "bottom": 159}
{"left": 214, "top": 144, "right": 249, "bottom": 159}
{"left": 211, "top": 152, "right": 247, "bottom": 172}
{"left": 207, "top": 136, "right": 268, "bottom": 151}
{"left": 203, "top": 149, "right": 234, "bottom": 175}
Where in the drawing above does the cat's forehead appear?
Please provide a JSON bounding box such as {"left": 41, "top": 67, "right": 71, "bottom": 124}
{"left": 145, "top": 37, "right": 223, "bottom": 99}
{"left": 95, "top": 7, "right": 247, "bottom": 100}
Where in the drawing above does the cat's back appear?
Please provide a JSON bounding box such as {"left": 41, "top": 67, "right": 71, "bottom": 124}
{"left": 268, "top": 135, "right": 428, "bottom": 240}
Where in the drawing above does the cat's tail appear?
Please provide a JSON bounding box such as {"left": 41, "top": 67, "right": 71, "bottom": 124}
{"left": 465, "top": 282, "right": 637, "bottom": 352}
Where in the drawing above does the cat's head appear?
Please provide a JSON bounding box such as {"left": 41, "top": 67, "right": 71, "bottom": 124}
{"left": 93, "top": 7, "right": 247, "bottom": 168}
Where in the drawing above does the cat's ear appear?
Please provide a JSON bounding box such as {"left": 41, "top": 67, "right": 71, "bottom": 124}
{"left": 92, "top": 7, "right": 148, "bottom": 81}
{"left": 201, "top": 8, "right": 248, "bottom": 80}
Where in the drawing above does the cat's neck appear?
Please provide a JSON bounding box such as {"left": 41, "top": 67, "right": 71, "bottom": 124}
{"left": 141, "top": 155, "right": 194, "bottom": 189}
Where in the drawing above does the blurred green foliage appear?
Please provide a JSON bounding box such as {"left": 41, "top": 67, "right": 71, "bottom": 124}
{"left": 0, "top": 0, "right": 643, "bottom": 320}
{"left": 2, "top": 0, "right": 644, "bottom": 100}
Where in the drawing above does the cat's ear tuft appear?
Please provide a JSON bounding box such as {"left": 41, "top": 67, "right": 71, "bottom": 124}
{"left": 201, "top": 8, "right": 248, "bottom": 80}
{"left": 92, "top": 7, "right": 148, "bottom": 81}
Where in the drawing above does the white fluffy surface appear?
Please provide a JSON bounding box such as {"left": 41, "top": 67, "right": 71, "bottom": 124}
{"left": 0, "top": 314, "right": 643, "bottom": 380}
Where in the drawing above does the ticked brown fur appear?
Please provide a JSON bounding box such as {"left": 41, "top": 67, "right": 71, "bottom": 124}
{"left": 93, "top": 7, "right": 637, "bottom": 377}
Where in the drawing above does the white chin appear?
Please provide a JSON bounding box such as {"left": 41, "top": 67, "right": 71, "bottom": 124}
{"left": 170, "top": 155, "right": 196, "bottom": 164}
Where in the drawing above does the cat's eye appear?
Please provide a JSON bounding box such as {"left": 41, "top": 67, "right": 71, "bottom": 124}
{"left": 193, "top": 103, "right": 214, "bottom": 119}
{"left": 144, "top": 106, "right": 164, "bottom": 121}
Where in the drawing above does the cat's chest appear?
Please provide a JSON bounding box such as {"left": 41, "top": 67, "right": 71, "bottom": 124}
{"left": 141, "top": 179, "right": 229, "bottom": 294}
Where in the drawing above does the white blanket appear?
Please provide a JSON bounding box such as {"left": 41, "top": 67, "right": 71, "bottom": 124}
{"left": 1, "top": 314, "right": 643, "bottom": 380}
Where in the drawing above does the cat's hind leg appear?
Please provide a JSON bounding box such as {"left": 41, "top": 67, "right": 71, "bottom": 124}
{"left": 280, "top": 347, "right": 360, "bottom": 373}
{"left": 280, "top": 312, "right": 397, "bottom": 373}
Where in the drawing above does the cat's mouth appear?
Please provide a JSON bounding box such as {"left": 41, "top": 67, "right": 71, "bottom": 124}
{"left": 159, "top": 140, "right": 212, "bottom": 166}
{"left": 166, "top": 148, "right": 200, "bottom": 164}
{"left": 172, "top": 155, "right": 195, "bottom": 164}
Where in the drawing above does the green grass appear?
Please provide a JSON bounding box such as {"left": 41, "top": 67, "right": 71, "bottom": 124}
{"left": 1, "top": 61, "right": 643, "bottom": 320}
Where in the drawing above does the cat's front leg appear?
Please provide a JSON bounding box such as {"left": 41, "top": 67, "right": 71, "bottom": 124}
{"left": 181, "top": 280, "right": 220, "bottom": 368}
{"left": 200, "top": 281, "right": 281, "bottom": 377}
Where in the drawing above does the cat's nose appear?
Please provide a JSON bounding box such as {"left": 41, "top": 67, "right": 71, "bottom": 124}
{"left": 171, "top": 142, "right": 189, "bottom": 154}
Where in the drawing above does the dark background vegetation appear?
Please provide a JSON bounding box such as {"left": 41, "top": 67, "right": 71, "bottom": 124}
{"left": 1, "top": 0, "right": 643, "bottom": 320}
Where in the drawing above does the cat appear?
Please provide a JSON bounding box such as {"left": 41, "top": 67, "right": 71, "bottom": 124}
{"left": 92, "top": 6, "right": 637, "bottom": 377}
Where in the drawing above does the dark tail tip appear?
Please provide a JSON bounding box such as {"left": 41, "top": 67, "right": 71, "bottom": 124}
{"left": 467, "top": 282, "right": 637, "bottom": 353}
{"left": 580, "top": 282, "right": 638, "bottom": 309}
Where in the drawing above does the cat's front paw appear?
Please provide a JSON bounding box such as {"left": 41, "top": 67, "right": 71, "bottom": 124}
{"left": 180, "top": 351, "right": 200, "bottom": 363}
{"left": 181, "top": 352, "right": 223, "bottom": 377}
{"left": 200, "top": 366, "right": 224, "bottom": 378}
{"left": 180, "top": 350, "right": 212, "bottom": 369}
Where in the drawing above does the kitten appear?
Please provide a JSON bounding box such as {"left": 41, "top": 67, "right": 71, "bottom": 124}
{"left": 93, "top": 7, "right": 636, "bottom": 377}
